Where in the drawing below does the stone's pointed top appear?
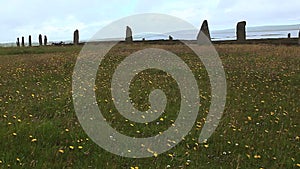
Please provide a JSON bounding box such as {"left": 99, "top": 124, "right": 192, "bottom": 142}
{"left": 197, "top": 20, "right": 211, "bottom": 45}
{"left": 125, "top": 26, "right": 133, "bottom": 42}
{"left": 238, "top": 21, "right": 246, "bottom": 25}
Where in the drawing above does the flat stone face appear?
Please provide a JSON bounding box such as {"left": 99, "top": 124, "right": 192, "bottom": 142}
{"left": 39, "top": 34, "right": 43, "bottom": 46}
{"left": 21, "top": 36, "right": 25, "bottom": 47}
{"left": 16, "top": 38, "right": 20, "bottom": 47}
{"left": 198, "top": 20, "right": 211, "bottom": 41}
{"left": 125, "top": 26, "right": 133, "bottom": 42}
{"left": 298, "top": 31, "right": 300, "bottom": 45}
{"left": 44, "top": 35, "right": 47, "bottom": 46}
{"left": 29, "top": 35, "right": 32, "bottom": 46}
{"left": 73, "top": 30, "right": 79, "bottom": 45}
{"left": 236, "top": 21, "right": 246, "bottom": 41}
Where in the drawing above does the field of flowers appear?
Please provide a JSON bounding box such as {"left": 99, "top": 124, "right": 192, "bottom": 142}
{"left": 0, "top": 44, "right": 299, "bottom": 168}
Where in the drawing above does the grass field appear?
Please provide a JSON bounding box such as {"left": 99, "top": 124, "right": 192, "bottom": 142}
{"left": 0, "top": 44, "right": 299, "bottom": 168}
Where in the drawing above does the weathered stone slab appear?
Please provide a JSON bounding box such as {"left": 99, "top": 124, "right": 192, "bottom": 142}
{"left": 73, "top": 29, "right": 79, "bottom": 45}
{"left": 29, "top": 35, "right": 32, "bottom": 46}
{"left": 197, "top": 20, "right": 211, "bottom": 41}
{"left": 21, "top": 36, "right": 25, "bottom": 47}
{"left": 236, "top": 21, "right": 246, "bottom": 41}
{"left": 16, "top": 38, "right": 20, "bottom": 47}
{"left": 39, "top": 34, "right": 43, "bottom": 46}
{"left": 125, "top": 26, "right": 133, "bottom": 42}
{"left": 44, "top": 35, "right": 47, "bottom": 46}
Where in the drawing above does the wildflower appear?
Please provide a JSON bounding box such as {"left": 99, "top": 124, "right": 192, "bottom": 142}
{"left": 204, "top": 144, "right": 209, "bottom": 148}
{"left": 0, "top": 160, "right": 2, "bottom": 164}
{"left": 65, "top": 128, "right": 69, "bottom": 132}
{"left": 12, "top": 133, "right": 17, "bottom": 136}
{"left": 247, "top": 116, "right": 252, "bottom": 121}
{"left": 130, "top": 167, "right": 139, "bottom": 169}
{"left": 254, "top": 154, "right": 261, "bottom": 159}
{"left": 69, "top": 146, "right": 74, "bottom": 150}
{"left": 58, "top": 149, "right": 64, "bottom": 153}
{"left": 3, "top": 115, "right": 7, "bottom": 118}
{"left": 31, "top": 138, "right": 37, "bottom": 142}
{"left": 16, "top": 158, "right": 20, "bottom": 162}
{"left": 168, "top": 153, "right": 173, "bottom": 157}
{"left": 78, "top": 146, "right": 83, "bottom": 149}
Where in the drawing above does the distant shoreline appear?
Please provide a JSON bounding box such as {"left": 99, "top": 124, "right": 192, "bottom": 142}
{"left": 1, "top": 37, "right": 299, "bottom": 47}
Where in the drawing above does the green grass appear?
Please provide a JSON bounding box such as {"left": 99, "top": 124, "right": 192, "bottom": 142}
{"left": 0, "top": 44, "right": 299, "bottom": 168}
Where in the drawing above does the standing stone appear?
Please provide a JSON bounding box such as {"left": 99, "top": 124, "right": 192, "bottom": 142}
{"left": 236, "top": 21, "right": 246, "bottom": 41}
{"left": 298, "top": 30, "right": 300, "bottom": 45}
{"left": 28, "top": 35, "right": 32, "bottom": 47}
{"left": 287, "top": 33, "right": 291, "bottom": 39}
{"left": 16, "top": 38, "right": 20, "bottom": 47}
{"left": 125, "top": 26, "right": 133, "bottom": 42}
{"left": 169, "top": 35, "right": 173, "bottom": 41}
{"left": 44, "top": 35, "right": 47, "bottom": 46}
{"left": 21, "top": 36, "right": 25, "bottom": 47}
{"left": 73, "top": 29, "right": 79, "bottom": 45}
{"left": 39, "top": 34, "right": 43, "bottom": 46}
{"left": 197, "top": 20, "right": 211, "bottom": 41}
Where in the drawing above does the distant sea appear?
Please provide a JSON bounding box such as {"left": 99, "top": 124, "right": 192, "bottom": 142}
{"left": 134, "top": 24, "right": 300, "bottom": 41}
{"left": 1, "top": 24, "right": 299, "bottom": 47}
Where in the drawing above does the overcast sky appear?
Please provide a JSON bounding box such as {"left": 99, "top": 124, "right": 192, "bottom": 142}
{"left": 1, "top": 0, "right": 299, "bottom": 43}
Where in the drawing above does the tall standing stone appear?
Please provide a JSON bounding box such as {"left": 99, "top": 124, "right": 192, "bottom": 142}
{"left": 21, "top": 36, "right": 25, "bottom": 47}
{"left": 287, "top": 33, "right": 291, "bottom": 39}
{"left": 29, "top": 35, "right": 32, "bottom": 47}
{"left": 16, "top": 38, "right": 20, "bottom": 47}
{"left": 125, "top": 26, "right": 133, "bottom": 42}
{"left": 236, "top": 21, "right": 246, "bottom": 41}
{"left": 197, "top": 20, "right": 211, "bottom": 41}
{"left": 169, "top": 35, "right": 173, "bottom": 41}
{"left": 298, "top": 30, "right": 300, "bottom": 45}
{"left": 73, "top": 29, "right": 79, "bottom": 45}
{"left": 39, "top": 34, "right": 43, "bottom": 46}
{"left": 44, "top": 35, "right": 47, "bottom": 46}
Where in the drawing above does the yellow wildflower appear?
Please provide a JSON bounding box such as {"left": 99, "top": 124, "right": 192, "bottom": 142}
{"left": 254, "top": 155, "right": 261, "bottom": 159}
